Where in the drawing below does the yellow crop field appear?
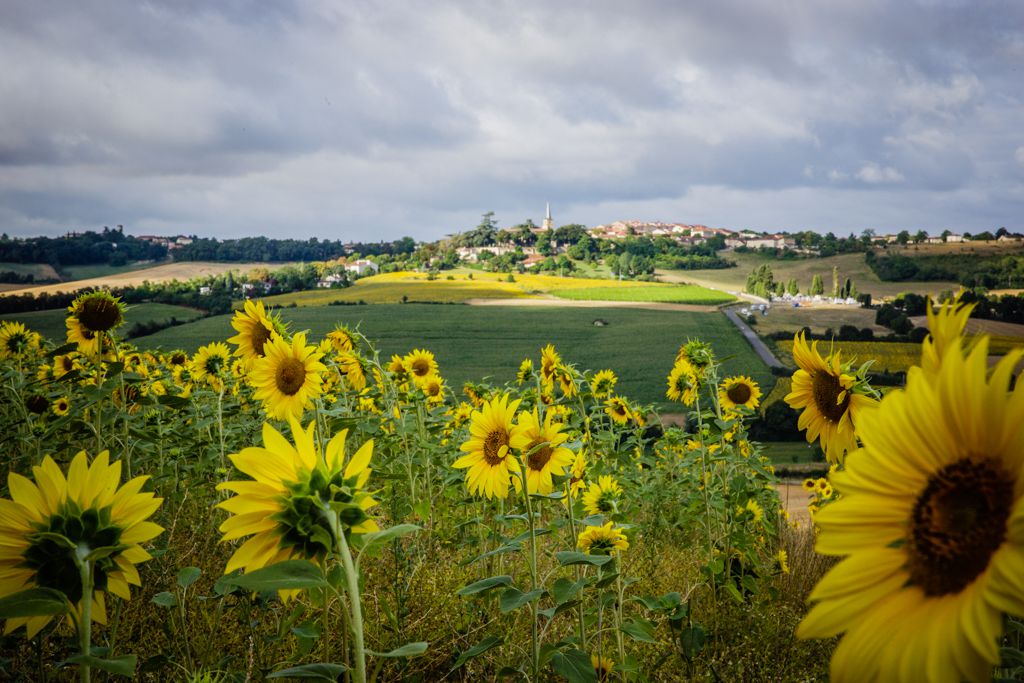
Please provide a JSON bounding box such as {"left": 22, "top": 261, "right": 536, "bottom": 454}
{"left": 776, "top": 339, "right": 920, "bottom": 373}
{"left": 262, "top": 275, "right": 532, "bottom": 306}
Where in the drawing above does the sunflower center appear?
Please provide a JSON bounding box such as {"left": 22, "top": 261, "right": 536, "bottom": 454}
{"left": 24, "top": 506, "right": 123, "bottom": 605}
{"left": 411, "top": 358, "right": 431, "bottom": 377}
{"left": 77, "top": 297, "right": 124, "bottom": 332}
{"left": 907, "top": 458, "right": 1012, "bottom": 597}
{"left": 483, "top": 429, "right": 509, "bottom": 465}
{"left": 252, "top": 324, "right": 274, "bottom": 357}
{"left": 526, "top": 439, "right": 554, "bottom": 471}
{"left": 811, "top": 371, "right": 850, "bottom": 422}
{"left": 727, "top": 382, "right": 752, "bottom": 405}
{"left": 274, "top": 357, "right": 307, "bottom": 396}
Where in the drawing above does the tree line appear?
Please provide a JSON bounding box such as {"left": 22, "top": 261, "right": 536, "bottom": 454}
{"left": 0, "top": 227, "right": 168, "bottom": 268}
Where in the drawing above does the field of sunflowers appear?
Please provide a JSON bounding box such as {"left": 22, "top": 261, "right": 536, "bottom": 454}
{"left": 0, "top": 292, "right": 1022, "bottom": 682}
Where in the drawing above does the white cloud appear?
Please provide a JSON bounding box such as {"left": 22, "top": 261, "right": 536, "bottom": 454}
{"left": 856, "top": 163, "right": 906, "bottom": 184}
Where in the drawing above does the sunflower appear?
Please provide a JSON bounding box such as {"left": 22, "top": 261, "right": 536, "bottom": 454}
{"left": 589, "top": 369, "right": 617, "bottom": 398}
{"left": 0, "top": 450, "right": 163, "bottom": 638}
{"left": 516, "top": 358, "right": 534, "bottom": 385}
{"left": 784, "top": 332, "right": 876, "bottom": 464}
{"left": 386, "top": 354, "right": 407, "bottom": 377}
{"left": 921, "top": 293, "right": 975, "bottom": 375}
{"left": 719, "top": 376, "right": 762, "bottom": 412}
{"left": 509, "top": 409, "right": 575, "bottom": 495}
{"left": 248, "top": 332, "right": 326, "bottom": 421}
{"left": 51, "top": 396, "right": 71, "bottom": 416}
{"left": 335, "top": 352, "right": 367, "bottom": 392}
{"left": 67, "top": 291, "right": 126, "bottom": 335}
{"left": 777, "top": 549, "right": 790, "bottom": 575}
{"left": 802, "top": 478, "right": 817, "bottom": 493}
{"left": 567, "top": 451, "right": 587, "bottom": 498}
{"left": 190, "top": 342, "right": 232, "bottom": 389}
{"left": 326, "top": 324, "right": 356, "bottom": 353}
{"left": 555, "top": 365, "right": 578, "bottom": 398}
{"left": 403, "top": 349, "right": 438, "bottom": 384}
{"left": 582, "top": 475, "right": 623, "bottom": 516}
{"left": 65, "top": 317, "right": 100, "bottom": 356}
{"left": 797, "top": 340, "right": 1024, "bottom": 683}
{"left": 604, "top": 397, "right": 633, "bottom": 425}
{"left": 540, "top": 344, "right": 561, "bottom": 386}
{"left": 592, "top": 654, "right": 615, "bottom": 682}
{"left": 0, "top": 321, "right": 40, "bottom": 360}
{"left": 666, "top": 358, "right": 699, "bottom": 406}
{"left": 217, "top": 419, "right": 379, "bottom": 578}
{"left": 420, "top": 373, "right": 446, "bottom": 405}
{"left": 227, "top": 299, "right": 281, "bottom": 362}
{"left": 676, "top": 339, "right": 714, "bottom": 375}
{"left": 452, "top": 394, "right": 523, "bottom": 500}
{"left": 577, "top": 521, "right": 629, "bottom": 554}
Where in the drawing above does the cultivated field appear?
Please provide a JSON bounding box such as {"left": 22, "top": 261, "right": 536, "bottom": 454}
{"left": 659, "top": 251, "right": 959, "bottom": 299}
{"left": 553, "top": 285, "right": 734, "bottom": 305}
{"left": 735, "top": 303, "right": 888, "bottom": 337}
{"left": 775, "top": 339, "right": 920, "bottom": 373}
{"left": 0, "top": 261, "right": 295, "bottom": 296}
{"left": 129, "top": 303, "right": 773, "bottom": 408}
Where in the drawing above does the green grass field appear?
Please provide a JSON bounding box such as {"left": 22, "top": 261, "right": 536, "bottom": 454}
{"left": 58, "top": 261, "right": 167, "bottom": 281}
{"left": 133, "top": 303, "right": 773, "bottom": 408}
{"left": 0, "top": 262, "right": 61, "bottom": 280}
{"left": 554, "top": 285, "right": 735, "bottom": 305}
{"left": 660, "top": 251, "right": 959, "bottom": 299}
{"left": 2, "top": 303, "right": 205, "bottom": 343}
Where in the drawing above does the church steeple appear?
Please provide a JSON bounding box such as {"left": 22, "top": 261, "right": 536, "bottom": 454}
{"left": 543, "top": 202, "right": 553, "bottom": 231}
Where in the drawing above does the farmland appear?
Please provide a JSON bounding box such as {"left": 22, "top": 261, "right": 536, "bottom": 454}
{"left": 553, "top": 285, "right": 734, "bottom": 305}
{"left": 131, "top": 303, "right": 773, "bottom": 409}
{"left": 659, "top": 250, "right": 959, "bottom": 299}
{"left": 775, "top": 339, "right": 920, "bottom": 373}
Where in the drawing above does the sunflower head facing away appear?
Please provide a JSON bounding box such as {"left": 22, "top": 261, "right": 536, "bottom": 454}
{"left": 666, "top": 358, "right": 700, "bottom": 406}
{"left": 0, "top": 451, "right": 163, "bottom": 638}
{"left": 578, "top": 521, "right": 629, "bottom": 555}
{"left": 719, "top": 376, "right": 762, "bottom": 412}
{"left": 582, "top": 475, "right": 624, "bottom": 516}
{"left": 797, "top": 339, "right": 1024, "bottom": 683}
{"left": 516, "top": 358, "right": 534, "bottom": 385}
{"left": 452, "top": 393, "right": 523, "bottom": 499}
{"left": 0, "top": 321, "right": 40, "bottom": 360}
{"left": 228, "top": 299, "right": 282, "bottom": 361}
{"left": 326, "top": 324, "right": 356, "bottom": 354}
{"left": 590, "top": 369, "right": 617, "bottom": 399}
{"left": 509, "top": 408, "right": 575, "bottom": 494}
{"left": 784, "top": 332, "right": 876, "bottom": 464}
{"left": 217, "top": 419, "right": 379, "bottom": 577}
{"left": 540, "top": 344, "right": 561, "bottom": 386}
{"left": 249, "top": 332, "right": 326, "bottom": 421}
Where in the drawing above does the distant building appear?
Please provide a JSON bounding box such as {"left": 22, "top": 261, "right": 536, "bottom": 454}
{"left": 344, "top": 259, "right": 379, "bottom": 276}
{"left": 542, "top": 203, "right": 554, "bottom": 231}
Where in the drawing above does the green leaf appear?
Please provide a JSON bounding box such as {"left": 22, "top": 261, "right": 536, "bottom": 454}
{"left": 0, "top": 588, "right": 69, "bottom": 618}
{"left": 550, "top": 648, "right": 599, "bottom": 683}
{"left": 176, "top": 567, "right": 202, "bottom": 588}
{"left": 357, "top": 524, "right": 421, "bottom": 556}
{"left": 291, "top": 622, "right": 322, "bottom": 640}
{"left": 538, "top": 599, "right": 579, "bottom": 620}
{"left": 1000, "top": 646, "right": 1024, "bottom": 669}
{"left": 457, "top": 575, "right": 513, "bottom": 597}
{"left": 156, "top": 394, "right": 190, "bottom": 409}
{"left": 555, "top": 551, "right": 613, "bottom": 567}
{"left": 151, "top": 592, "right": 177, "bottom": 608}
{"left": 221, "top": 560, "right": 327, "bottom": 592}
{"left": 723, "top": 582, "right": 744, "bottom": 605}
{"left": 621, "top": 619, "right": 659, "bottom": 644}
{"left": 368, "top": 641, "right": 428, "bottom": 658}
{"left": 452, "top": 635, "right": 504, "bottom": 670}
{"left": 266, "top": 663, "right": 347, "bottom": 680}
{"left": 499, "top": 587, "right": 544, "bottom": 613}
{"left": 85, "top": 544, "right": 129, "bottom": 562}
{"left": 461, "top": 542, "right": 521, "bottom": 566}
{"left": 680, "top": 625, "right": 706, "bottom": 659}
{"left": 66, "top": 654, "right": 137, "bottom": 678}
{"left": 552, "top": 577, "right": 587, "bottom": 605}
{"left": 594, "top": 572, "right": 620, "bottom": 589}
{"left": 508, "top": 528, "right": 552, "bottom": 544}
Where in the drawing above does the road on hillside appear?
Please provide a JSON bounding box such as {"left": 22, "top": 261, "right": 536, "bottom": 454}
{"left": 723, "top": 307, "right": 784, "bottom": 368}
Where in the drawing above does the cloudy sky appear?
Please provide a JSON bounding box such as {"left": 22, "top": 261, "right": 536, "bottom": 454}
{"left": 1, "top": 0, "right": 1022, "bottom": 241}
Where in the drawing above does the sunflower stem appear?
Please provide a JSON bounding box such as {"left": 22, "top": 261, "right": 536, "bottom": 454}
{"left": 517, "top": 464, "right": 540, "bottom": 681}
{"left": 75, "top": 550, "right": 94, "bottom": 683}
{"left": 565, "top": 480, "right": 587, "bottom": 646}
{"left": 331, "top": 514, "right": 367, "bottom": 683}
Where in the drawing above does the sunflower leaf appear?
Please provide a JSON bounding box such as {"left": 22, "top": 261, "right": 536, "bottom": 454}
{"left": 550, "top": 648, "right": 599, "bottom": 683}
{"left": 222, "top": 560, "right": 327, "bottom": 592}
{"left": 367, "top": 641, "right": 428, "bottom": 658}
{"left": 451, "top": 635, "right": 504, "bottom": 670}
{"left": 621, "top": 618, "right": 659, "bottom": 644}
{"left": 266, "top": 663, "right": 348, "bottom": 680}
{"left": 457, "top": 575, "right": 513, "bottom": 596}
{"left": 499, "top": 587, "right": 545, "bottom": 613}
{"left": 176, "top": 567, "right": 202, "bottom": 588}
{"left": 65, "top": 654, "right": 137, "bottom": 678}
{"left": 356, "top": 524, "right": 421, "bottom": 559}
{"left": 0, "top": 588, "right": 69, "bottom": 618}
{"left": 555, "top": 551, "right": 613, "bottom": 567}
